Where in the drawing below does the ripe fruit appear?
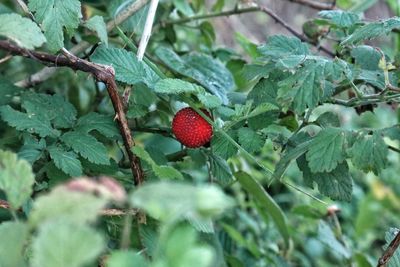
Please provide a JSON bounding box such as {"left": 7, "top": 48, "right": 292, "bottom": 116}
{"left": 172, "top": 107, "right": 213, "bottom": 148}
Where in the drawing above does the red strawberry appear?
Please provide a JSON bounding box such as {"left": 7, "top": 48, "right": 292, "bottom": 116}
{"left": 172, "top": 107, "right": 213, "bottom": 148}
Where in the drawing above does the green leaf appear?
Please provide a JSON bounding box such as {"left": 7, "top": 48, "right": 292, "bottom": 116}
{"left": 84, "top": 15, "right": 108, "bottom": 46}
{"left": 47, "top": 145, "right": 82, "bottom": 177}
{"left": 238, "top": 127, "right": 264, "bottom": 153}
{"left": 31, "top": 221, "right": 104, "bottom": 267}
{"left": 351, "top": 45, "right": 381, "bottom": 70}
{"left": 61, "top": 131, "right": 109, "bottom": 165}
{"left": 0, "top": 13, "right": 46, "bottom": 49}
{"left": 298, "top": 156, "right": 353, "bottom": 201}
{"left": 318, "top": 10, "right": 360, "bottom": 27}
{"left": 132, "top": 146, "right": 183, "bottom": 179}
{"left": 318, "top": 220, "right": 351, "bottom": 259}
{"left": 29, "top": 187, "right": 107, "bottom": 227}
{"left": 349, "top": 132, "right": 388, "bottom": 175}
{"left": 0, "top": 105, "right": 60, "bottom": 138}
{"left": 155, "top": 47, "right": 234, "bottom": 104}
{"left": 28, "top": 0, "right": 82, "bottom": 52}
{"left": 75, "top": 112, "right": 120, "bottom": 139}
{"left": 0, "top": 222, "right": 29, "bottom": 267}
{"left": 0, "top": 150, "right": 34, "bottom": 209}
{"left": 277, "top": 61, "right": 331, "bottom": 113}
{"left": 0, "top": 76, "right": 22, "bottom": 105}
{"left": 106, "top": 251, "right": 149, "bottom": 267}
{"left": 154, "top": 78, "right": 200, "bottom": 95}
{"left": 247, "top": 78, "right": 278, "bottom": 106}
{"left": 258, "top": 35, "right": 309, "bottom": 58}
{"left": 235, "top": 171, "right": 290, "bottom": 247}
{"left": 385, "top": 228, "right": 400, "bottom": 267}
{"left": 154, "top": 78, "right": 221, "bottom": 108}
{"left": 211, "top": 131, "right": 238, "bottom": 159}
{"left": 342, "top": 17, "right": 400, "bottom": 45}
{"left": 18, "top": 136, "right": 46, "bottom": 164}
{"left": 130, "top": 181, "right": 233, "bottom": 221}
{"left": 21, "top": 92, "right": 77, "bottom": 129}
{"left": 315, "top": 111, "right": 341, "bottom": 128}
{"left": 209, "top": 154, "right": 234, "bottom": 185}
{"left": 90, "top": 46, "right": 160, "bottom": 87}
{"left": 306, "top": 128, "right": 347, "bottom": 173}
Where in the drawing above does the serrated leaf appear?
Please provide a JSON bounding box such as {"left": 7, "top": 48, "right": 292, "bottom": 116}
{"left": 0, "top": 13, "right": 46, "bottom": 49}
{"left": 238, "top": 127, "right": 264, "bottom": 153}
{"left": 298, "top": 156, "right": 353, "bottom": 201}
{"left": 84, "top": 15, "right": 108, "bottom": 46}
{"left": 155, "top": 47, "right": 234, "bottom": 104}
{"left": 273, "top": 137, "right": 313, "bottom": 180}
{"left": 130, "top": 181, "right": 233, "bottom": 221}
{"left": 209, "top": 154, "right": 233, "bottom": 185}
{"left": 342, "top": 17, "right": 400, "bottom": 45}
{"left": 29, "top": 187, "right": 107, "bottom": 227}
{"left": 247, "top": 78, "right": 278, "bottom": 106}
{"left": 18, "top": 138, "right": 45, "bottom": 164}
{"left": 0, "top": 150, "right": 35, "bottom": 209}
{"left": 349, "top": 132, "right": 388, "bottom": 175}
{"left": 132, "top": 146, "right": 183, "bottom": 179}
{"left": 91, "top": 46, "right": 160, "bottom": 87}
{"left": 47, "top": 145, "right": 82, "bottom": 177}
{"left": 75, "top": 112, "right": 120, "bottom": 139}
{"left": 31, "top": 221, "right": 104, "bottom": 267}
{"left": 211, "top": 131, "right": 238, "bottom": 159}
{"left": 318, "top": 10, "right": 360, "bottom": 27}
{"left": 21, "top": 92, "right": 77, "bottom": 129}
{"left": 154, "top": 78, "right": 201, "bottom": 94}
{"left": 258, "top": 35, "right": 309, "bottom": 58}
{"left": 306, "top": 128, "right": 347, "bottom": 173}
{"left": 318, "top": 220, "right": 351, "bottom": 259}
{"left": 277, "top": 61, "right": 330, "bottom": 113}
{"left": 107, "top": 250, "right": 149, "bottom": 267}
{"left": 28, "top": 0, "right": 82, "bottom": 52}
{"left": 0, "top": 105, "right": 60, "bottom": 137}
{"left": 61, "top": 131, "right": 109, "bottom": 165}
{"left": 235, "top": 171, "right": 290, "bottom": 247}
{"left": 0, "top": 221, "right": 29, "bottom": 267}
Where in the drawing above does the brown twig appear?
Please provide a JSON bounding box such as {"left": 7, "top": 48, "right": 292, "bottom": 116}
{"left": 286, "top": 0, "right": 336, "bottom": 10}
{"left": 0, "top": 40, "right": 144, "bottom": 186}
{"left": 15, "top": 0, "right": 150, "bottom": 88}
{"left": 377, "top": 230, "right": 400, "bottom": 267}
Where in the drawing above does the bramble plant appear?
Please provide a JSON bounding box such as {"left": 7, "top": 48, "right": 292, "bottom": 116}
{"left": 0, "top": 0, "right": 399, "bottom": 266}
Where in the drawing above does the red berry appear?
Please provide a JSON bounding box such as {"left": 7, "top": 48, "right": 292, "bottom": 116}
{"left": 172, "top": 107, "right": 213, "bottom": 148}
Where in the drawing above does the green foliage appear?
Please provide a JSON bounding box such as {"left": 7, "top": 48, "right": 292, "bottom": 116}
{"left": 155, "top": 47, "right": 234, "bottom": 104}
{"left": 0, "top": 13, "right": 45, "bottom": 49}
{"left": 91, "top": 46, "right": 160, "bottom": 87}
{"left": 0, "top": 1, "right": 399, "bottom": 266}
{"left": 306, "top": 128, "right": 347, "bottom": 173}
{"left": 0, "top": 150, "right": 34, "bottom": 209}
{"left": 132, "top": 146, "right": 183, "bottom": 180}
{"left": 0, "top": 222, "right": 29, "bottom": 267}
{"left": 31, "top": 221, "right": 105, "bottom": 267}
{"left": 84, "top": 16, "right": 108, "bottom": 46}
{"left": 28, "top": 0, "right": 82, "bottom": 51}
{"left": 61, "top": 131, "right": 110, "bottom": 165}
